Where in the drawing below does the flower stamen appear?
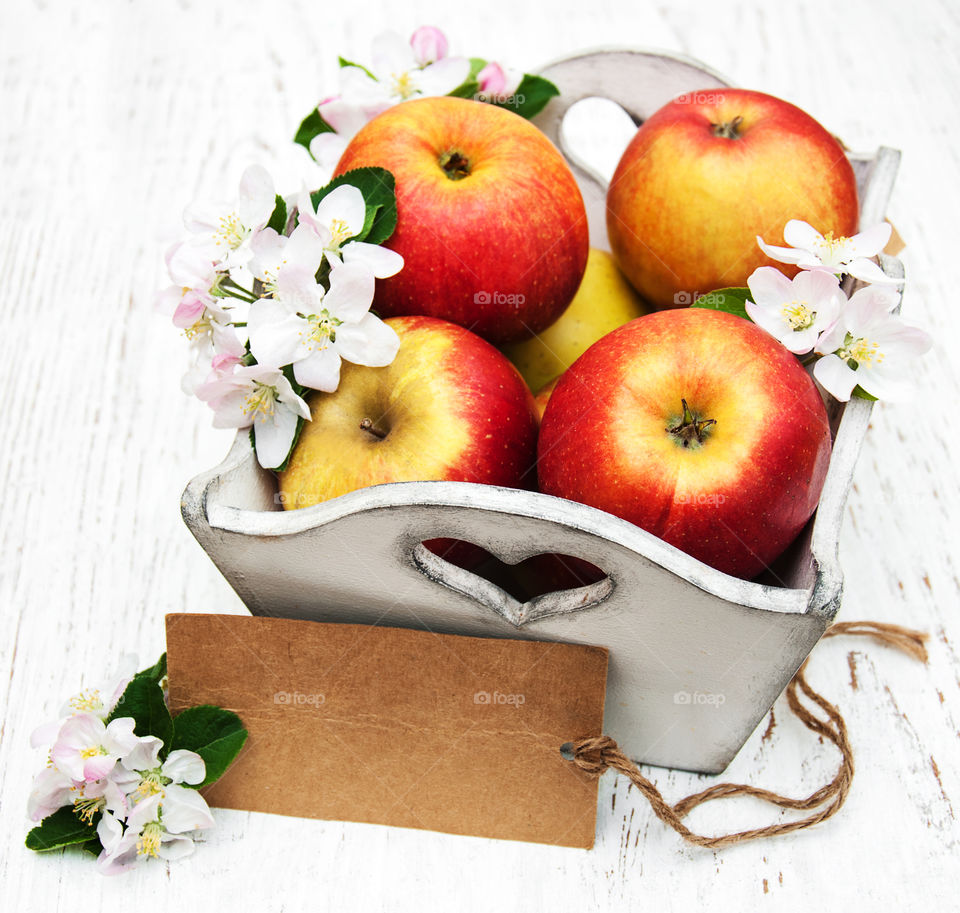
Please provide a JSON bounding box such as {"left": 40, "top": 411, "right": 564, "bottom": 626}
{"left": 137, "top": 821, "right": 163, "bottom": 858}
{"left": 782, "top": 299, "right": 816, "bottom": 331}
{"left": 243, "top": 383, "right": 280, "bottom": 422}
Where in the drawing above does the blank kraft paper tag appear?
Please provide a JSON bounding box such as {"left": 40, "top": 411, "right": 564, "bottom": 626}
{"left": 165, "top": 614, "right": 609, "bottom": 848}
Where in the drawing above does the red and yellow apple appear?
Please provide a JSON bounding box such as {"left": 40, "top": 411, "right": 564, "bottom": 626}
{"left": 503, "top": 247, "right": 649, "bottom": 392}
{"left": 278, "top": 315, "right": 539, "bottom": 509}
{"left": 537, "top": 308, "right": 832, "bottom": 579}
{"left": 334, "top": 96, "right": 589, "bottom": 345}
{"left": 606, "top": 89, "right": 859, "bottom": 310}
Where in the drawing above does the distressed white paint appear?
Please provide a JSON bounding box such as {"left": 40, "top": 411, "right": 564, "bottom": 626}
{"left": 1, "top": 1, "right": 958, "bottom": 910}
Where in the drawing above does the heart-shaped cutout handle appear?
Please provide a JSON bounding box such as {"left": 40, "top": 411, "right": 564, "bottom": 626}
{"left": 414, "top": 539, "right": 614, "bottom": 627}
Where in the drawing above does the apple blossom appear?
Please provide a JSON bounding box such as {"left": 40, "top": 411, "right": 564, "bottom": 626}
{"left": 812, "top": 285, "right": 932, "bottom": 401}
{"left": 197, "top": 364, "right": 311, "bottom": 469}
{"left": 758, "top": 219, "right": 899, "bottom": 285}
{"left": 409, "top": 25, "right": 449, "bottom": 66}
{"left": 248, "top": 223, "right": 326, "bottom": 293}
{"left": 184, "top": 164, "right": 276, "bottom": 269}
{"left": 247, "top": 261, "right": 400, "bottom": 394}
{"left": 30, "top": 655, "right": 139, "bottom": 750}
{"left": 27, "top": 767, "right": 75, "bottom": 821}
{"left": 313, "top": 29, "right": 470, "bottom": 171}
{"left": 50, "top": 714, "right": 139, "bottom": 783}
{"left": 70, "top": 772, "right": 136, "bottom": 825}
{"left": 296, "top": 185, "right": 404, "bottom": 278}
{"left": 746, "top": 267, "right": 844, "bottom": 354}
{"left": 154, "top": 242, "right": 225, "bottom": 318}
{"left": 476, "top": 61, "right": 523, "bottom": 100}
{"left": 96, "top": 783, "right": 214, "bottom": 875}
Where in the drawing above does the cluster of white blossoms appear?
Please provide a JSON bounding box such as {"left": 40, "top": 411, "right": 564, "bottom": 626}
{"left": 157, "top": 165, "right": 404, "bottom": 469}
{"left": 28, "top": 658, "right": 214, "bottom": 875}
{"left": 308, "top": 26, "right": 524, "bottom": 174}
{"left": 749, "top": 221, "right": 931, "bottom": 401}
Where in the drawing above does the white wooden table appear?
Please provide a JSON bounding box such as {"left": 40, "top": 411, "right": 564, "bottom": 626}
{"left": 2, "top": 0, "right": 958, "bottom": 909}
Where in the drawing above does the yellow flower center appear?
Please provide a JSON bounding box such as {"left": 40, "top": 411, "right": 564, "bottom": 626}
{"left": 391, "top": 71, "right": 418, "bottom": 100}
{"left": 73, "top": 793, "right": 105, "bottom": 824}
{"left": 214, "top": 211, "right": 249, "bottom": 251}
{"left": 328, "top": 218, "right": 353, "bottom": 247}
{"left": 839, "top": 335, "right": 884, "bottom": 369}
{"left": 782, "top": 299, "right": 816, "bottom": 330}
{"left": 137, "top": 821, "right": 163, "bottom": 858}
{"left": 243, "top": 383, "right": 278, "bottom": 421}
{"left": 183, "top": 313, "right": 212, "bottom": 341}
{"left": 136, "top": 772, "right": 166, "bottom": 799}
{"left": 815, "top": 230, "right": 852, "bottom": 264}
{"left": 69, "top": 689, "right": 103, "bottom": 713}
{"left": 301, "top": 310, "right": 342, "bottom": 351}
{"left": 79, "top": 746, "right": 107, "bottom": 759}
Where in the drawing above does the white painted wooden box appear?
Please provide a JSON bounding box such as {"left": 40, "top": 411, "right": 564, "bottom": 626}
{"left": 181, "top": 48, "right": 903, "bottom": 774}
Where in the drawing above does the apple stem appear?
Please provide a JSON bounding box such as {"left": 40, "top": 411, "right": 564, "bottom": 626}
{"left": 711, "top": 115, "right": 744, "bottom": 140}
{"left": 359, "top": 418, "right": 388, "bottom": 441}
{"left": 438, "top": 150, "right": 471, "bottom": 181}
{"left": 666, "top": 398, "right": 717, "bottom": 448}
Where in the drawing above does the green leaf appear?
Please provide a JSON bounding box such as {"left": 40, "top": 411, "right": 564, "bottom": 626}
{"left": 266, "top": 195, "right": 287, "bottom": 235}
{"left": 851, "top": 385, "right": 878, "bottom": 401}
{"left": 26, "top": 807, "right": 97, "bottom": 852}
{"left": 337, "top": 56, "right": 376, "bottom": 80}
{"left": 136, "top": 653, "right": 167, "bottom": 685}
{"left": 690, "top": 287, "right": 753, "bottom": 321}
{"left": 107, "top": 675, "right": 173, "bottom": 751}
{"left": 446, "top": 80, "right": 480, "bottom": 100}
{"left": 309, "top": 167, "right": 398, "bottom": 246}
{"left": 489, "top": 74, "right": 560, "bottom": 120}
{"left": 293, "top": 107, "right": 336, "bottom": 153}
{"left": 171, "top": 706, "right": 248, "bottom": 787}
{"left": 447, "top": 58, "right": 486, "bottom": 100}
{"left": 81, "top": 838, "right": 103, "bottom": 857}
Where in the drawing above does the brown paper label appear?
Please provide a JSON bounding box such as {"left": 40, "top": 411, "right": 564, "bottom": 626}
{"left": 166, "top": 614, "right": 608, "bottom": 848}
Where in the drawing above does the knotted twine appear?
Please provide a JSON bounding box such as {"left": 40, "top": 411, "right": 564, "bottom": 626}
{"left": 565, "top": 621, "right": 929, "bottom": 849}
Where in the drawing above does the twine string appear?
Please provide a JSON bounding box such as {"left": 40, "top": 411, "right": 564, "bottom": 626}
{"left": 566, "top": 620, "right": 929, "bottom": 849}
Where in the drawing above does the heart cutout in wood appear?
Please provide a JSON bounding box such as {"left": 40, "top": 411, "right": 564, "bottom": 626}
{"left": 415, "top": 539, "right": 614, "bottom": 627}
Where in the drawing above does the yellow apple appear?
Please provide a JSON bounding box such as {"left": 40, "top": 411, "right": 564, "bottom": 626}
{"left": 502, "top": 248, "right": 648, "bottom": 392}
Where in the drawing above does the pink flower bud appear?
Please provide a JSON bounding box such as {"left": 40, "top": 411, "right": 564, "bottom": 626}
{"left": 477, "top": 62, "right": 507, "bottom": 97}
{"left": 409, "top": 26, "right": 448, "bottom": 66}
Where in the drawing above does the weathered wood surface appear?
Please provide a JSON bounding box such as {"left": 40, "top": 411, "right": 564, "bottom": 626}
{"left": 1, "top": 0, "right": 958, "bottom": 909}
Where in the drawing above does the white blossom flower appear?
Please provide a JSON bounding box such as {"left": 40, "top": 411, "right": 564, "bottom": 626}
{"left": 95, "top": 783, "right": 214, "bottom": 875}
{"left": 154, "top": 243, "right": 224, "bottom": 318}
{"left": 50, "top": 714, "right": 140, "bottom": 783}
{"left": 247, "top": 261, "right": 400, "bottom": 394}
{"left": 69, "top": 772, "right": 137, "bottom": 825}
{"left": 248, "top": 223, "right": 325, "bottom": 293}
{"left": 184, "top": 165, "right": 277, "bottom": 269}
{"left": 27, "top": 767, "right": 75, "bottom": 821}
{"left": 812, "top": 285, "right": 932, "bottom": 401}
{"left": 310, "top": 29, "right": 470, "bottom": 174}
{"left": 746, "top": 267, "right": 844, "bottom": 354}
{"left": 30, "top": 655, "right": 139, "bottom": 750}
{"left": 758, "top": 219, "right": 898, "bottom": 285}
{"left": 197, "top": 364, "right": 312, "bottom": 469}
{"left": 296, "top": 185, "right": 404, "bottom": 278}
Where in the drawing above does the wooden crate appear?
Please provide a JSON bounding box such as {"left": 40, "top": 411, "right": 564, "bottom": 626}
{"left": 182, "top": 48, "right": 903, "bottom": 774}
